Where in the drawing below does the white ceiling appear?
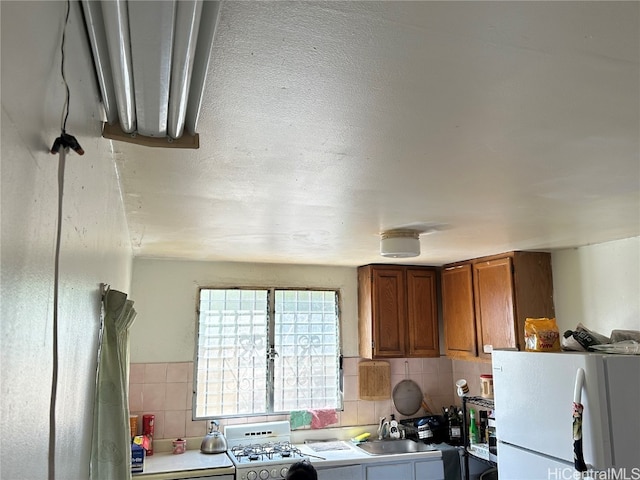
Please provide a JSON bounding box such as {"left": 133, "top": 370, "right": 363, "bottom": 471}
{"left": 5, "top": 1, "right": 640, "bottom": 267}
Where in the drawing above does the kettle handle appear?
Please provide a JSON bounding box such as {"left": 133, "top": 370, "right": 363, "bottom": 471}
{"left": 209, "top": 419, "right": 220, "bottom": 433}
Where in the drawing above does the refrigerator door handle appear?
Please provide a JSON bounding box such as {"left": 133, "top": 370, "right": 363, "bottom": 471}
{"left": 573, "top": 368, "right": 585, "bottom": 403}
{"left": 573, "top": 367, "right": 589, "bottom": 473}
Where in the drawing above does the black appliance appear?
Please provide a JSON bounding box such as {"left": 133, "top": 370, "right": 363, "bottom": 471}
{"left": 400, "top": 415, "right": 447, "bottom": 444}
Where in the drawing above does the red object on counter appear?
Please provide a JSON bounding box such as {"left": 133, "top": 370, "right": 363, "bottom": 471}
{"left": 142, "top": 414, "right": 155, "bottom": 455}
{"left": 142, "top": 414, "right": 155, "bottom": 434}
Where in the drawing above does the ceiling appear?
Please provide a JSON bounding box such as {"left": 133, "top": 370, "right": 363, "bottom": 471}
{"left": 9, "top": 1, "right": 640, "bottom": 267}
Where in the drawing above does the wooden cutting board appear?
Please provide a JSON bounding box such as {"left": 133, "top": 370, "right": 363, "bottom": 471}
{"left": 358, "top": 360, "right": 391, "bottom": 400}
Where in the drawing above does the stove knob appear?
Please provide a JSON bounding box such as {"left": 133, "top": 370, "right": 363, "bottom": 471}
{"left": 280, "top": 466, "right": 289, "bottom": 477}
{"left": 247, "top": 471, "right": 257, "bottom": 480}
{"left": 259, "top": 469, "right": 270, "bottom": 479}
{"left": 270, "top": 468, "right": 279, "bottom": 477}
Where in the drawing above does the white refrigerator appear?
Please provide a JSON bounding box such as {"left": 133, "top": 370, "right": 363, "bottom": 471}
{"left": 492, "top": 350, "right": 640, "bottom": 480}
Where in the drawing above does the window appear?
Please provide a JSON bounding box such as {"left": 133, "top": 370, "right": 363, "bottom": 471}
{"left": 194, "top": 288, "right": 342, "bottom": 418}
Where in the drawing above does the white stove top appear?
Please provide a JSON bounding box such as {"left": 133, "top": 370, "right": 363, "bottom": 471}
{"left": 228, "top": 441, "right": 306, "bottom": 465}
{"left": 224, "top": 421, "right": 308, "bottom": 480}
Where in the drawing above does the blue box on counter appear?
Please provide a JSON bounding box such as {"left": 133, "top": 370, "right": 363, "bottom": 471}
{"left": 131, "top": 443, "right": 145, "bottom": 473}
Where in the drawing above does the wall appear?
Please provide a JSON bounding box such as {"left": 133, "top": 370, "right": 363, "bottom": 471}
{"left": 552, "top": 236, "right": 640, "bottom": 335}
{"left": 128, "top": 357, "right": 455, "bottom": 440}
{"left": 129, "top": 259, "right": 360, "bottom": 361}
{"left": 1, "top": 2, "right": 133, "bottom": 479}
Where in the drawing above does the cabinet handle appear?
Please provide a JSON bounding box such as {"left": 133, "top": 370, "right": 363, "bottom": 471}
{"left": 483, "top": 344, "right": 493, "bottom": 354}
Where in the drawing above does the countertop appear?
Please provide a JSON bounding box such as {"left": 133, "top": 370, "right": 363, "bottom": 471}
{"left": 134, "top": 450, "right": 234, "bottom": 479}
{"left": 298, "top": 440, "right": 442, "bottom": 468}
{"left": 133, "top": 433, "right": 445, "bottom": 478}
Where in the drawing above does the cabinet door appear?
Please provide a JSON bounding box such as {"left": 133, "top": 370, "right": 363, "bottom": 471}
{"left": 317, "top": 464, "right": 363, "bottom": 480}
{"left": 365, "top": 462, "right": 413, "bottom": 480}
{"left": 473, "top": 257, "right": 516, "bottom": 358}
{"left": 511, "top": 251, "right": 556, "bottom": 350}
{"left": 442, "top": 264, "right": 477, "bottom": 358}
{"left": 406, "top": 268, "right": 439, "bottom": 357}
{"left": 371, "top": 267, "right": 406, "bottom": 357}
{"left": 415, "top": 459, "right": 445, "bottom": 480}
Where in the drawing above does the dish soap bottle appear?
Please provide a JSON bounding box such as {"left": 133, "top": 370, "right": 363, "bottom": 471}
{"left": 389, "top": 414, "right": 400, "bottom": 439}
{"left": 469, "top": 408, "right": 479, "bottom": 445}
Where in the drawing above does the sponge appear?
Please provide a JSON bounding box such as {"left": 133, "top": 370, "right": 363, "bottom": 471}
{"left": 351, "top": 432, "right": 371, "bottom": 443}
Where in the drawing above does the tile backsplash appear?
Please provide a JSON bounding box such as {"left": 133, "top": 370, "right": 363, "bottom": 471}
{"left": 452, "top": 359, "right": 494, "bottom": 398}
{"left": 129, "top": 356, "right": 476, "bottom": 440}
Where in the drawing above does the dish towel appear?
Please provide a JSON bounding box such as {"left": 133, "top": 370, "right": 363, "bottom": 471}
{"left": 310, "top": 409, "right": 338, "bottom": 429}
{"left": 436, "top": 444, "right": 462, "bottom": 480}
{"left": 290, "top": 410, "right": 312, "bottom": 429}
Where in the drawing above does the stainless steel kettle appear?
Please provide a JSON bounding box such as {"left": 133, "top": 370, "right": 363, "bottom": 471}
{"left": 200, "top": 420, "right": 228, "bottom": 454}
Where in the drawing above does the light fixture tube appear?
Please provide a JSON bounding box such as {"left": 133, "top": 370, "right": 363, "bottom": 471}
{"left": 168, "top": 0, "right": 203, "bottom": 139}
{"left": 81, "top": 0, "right": 118, "bottom": 125}
{"left": 185, "top": 0, "right": 221, "bottom": 136}
{"left": 101, "top": 0, "right": 136, "bottom": 134}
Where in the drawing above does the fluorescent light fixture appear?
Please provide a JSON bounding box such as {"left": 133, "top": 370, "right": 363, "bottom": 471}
{"left": 380, "top": 230, "right": 420, "bottom": 258}
{"left": 81, "top": 0, "right": 221, "bottom": 148}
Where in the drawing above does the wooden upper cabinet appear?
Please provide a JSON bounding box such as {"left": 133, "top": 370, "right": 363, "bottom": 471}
{"left": 358, "top": 265, "right": 439, "bottom": 359}
{"left": 371, "top": 266, "right": 406, "bottom": 358}
{"left": 473, "top": 257, "right": 516, "bottom": 358}
{"left": 442, "top": 251, "right": 555, "bottom": 360}
{"left": 406, "top": 268, "right": 439, "bottom": 357}
{"left": 442, "top": 264, "right": 477, "bottom": 358}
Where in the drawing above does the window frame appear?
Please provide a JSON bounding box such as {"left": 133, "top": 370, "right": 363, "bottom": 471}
{"left": 193, "top": 286, "right": 343, "bottom": 419}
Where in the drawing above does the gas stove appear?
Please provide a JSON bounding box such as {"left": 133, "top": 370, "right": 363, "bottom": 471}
{"left": 225, "top": 421, "right": 308, "bottom": 480}
{"left": 229, "top": 441, "right": 304, "bottom": 465}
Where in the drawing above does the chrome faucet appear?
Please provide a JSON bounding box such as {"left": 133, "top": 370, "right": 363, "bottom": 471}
{"left": 377, "top": 416, "right": 389, "bottom": 440}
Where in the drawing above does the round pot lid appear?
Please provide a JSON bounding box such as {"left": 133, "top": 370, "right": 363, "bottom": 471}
{"left": 392, "top": 379, "right": 423, "bottom": 416}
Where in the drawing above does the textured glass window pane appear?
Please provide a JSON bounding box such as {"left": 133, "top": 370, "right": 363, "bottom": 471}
{"left": 195, "top": 289, "right": 268, "bottom": 417}
{"left": 273, "top": 290, "right": 340, "bottom": 411}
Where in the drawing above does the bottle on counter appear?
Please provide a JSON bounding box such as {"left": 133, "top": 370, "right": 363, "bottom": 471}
{"left": 479, "top": 410, "right": 488, "bottom": 443}
{"left": 143, "top": 414, "right": 155, "bottom": 455}
{"left": 469, "top": 408, "right": 479, "bottom": 445}
{"left": 389, "top": 414, "right": 400, "bottom": 439}
{"left": 442, "top": 407, "right": 450, "bottom": 441}
{"left": 448, "top": 407, "right": 462, "bottom": 445}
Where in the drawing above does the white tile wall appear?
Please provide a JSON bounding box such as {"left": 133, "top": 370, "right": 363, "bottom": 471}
{"left": 129, "top": 356, "right": 492, "bottom": 440}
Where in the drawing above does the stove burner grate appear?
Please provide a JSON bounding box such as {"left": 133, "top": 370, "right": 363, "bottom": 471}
{"left": 230, "top": 441, "right": 304, "bottom": 463}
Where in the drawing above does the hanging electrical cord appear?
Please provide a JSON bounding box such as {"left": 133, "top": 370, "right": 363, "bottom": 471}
{"left": 49, "top": 2, "right": 84, "bottom": 479}
{"left": 50, "top": 0, "right": 84, "bottom": 157}
{"left": 49, "top": 149, "right": 66, "bottom": 480}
